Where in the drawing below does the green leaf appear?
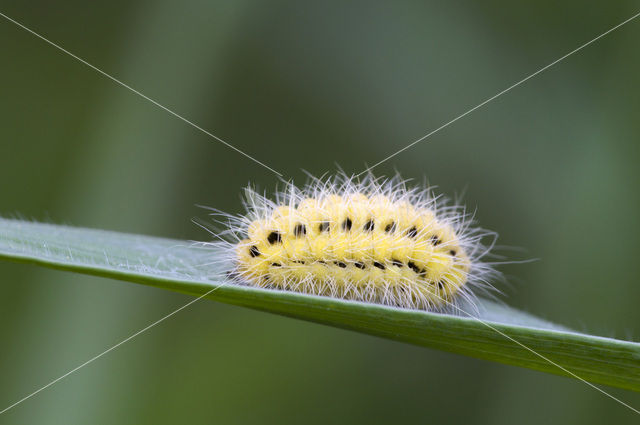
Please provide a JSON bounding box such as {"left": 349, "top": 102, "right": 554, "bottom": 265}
{"left": 1, "top": 218, "right": 638, "bottom": 392}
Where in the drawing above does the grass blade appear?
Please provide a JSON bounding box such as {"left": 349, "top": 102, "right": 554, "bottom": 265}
{"left": 0, "top": 218, "right": 638, "bottom": 391}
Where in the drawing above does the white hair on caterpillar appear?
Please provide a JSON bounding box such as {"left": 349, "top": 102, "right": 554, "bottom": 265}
{"left": 198, "top": 172, "right": 503, "bottom": 314}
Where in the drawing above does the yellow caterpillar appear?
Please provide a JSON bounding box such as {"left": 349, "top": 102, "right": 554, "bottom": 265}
{"left": 218, "top": 173, "right": 498, "bottom": 312}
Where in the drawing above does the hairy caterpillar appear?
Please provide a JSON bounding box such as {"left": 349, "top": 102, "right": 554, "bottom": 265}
{"left": 211, "top": 173, "right": 499, "bottom": 312}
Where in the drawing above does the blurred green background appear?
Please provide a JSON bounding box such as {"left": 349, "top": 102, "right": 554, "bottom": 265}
{"left": 1, "top": 1, "right": 639, "bottom": 423}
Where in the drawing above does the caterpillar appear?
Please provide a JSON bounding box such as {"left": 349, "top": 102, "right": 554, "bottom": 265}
{"left": 211, "top": 173, "right": 499, "bottom": 313}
